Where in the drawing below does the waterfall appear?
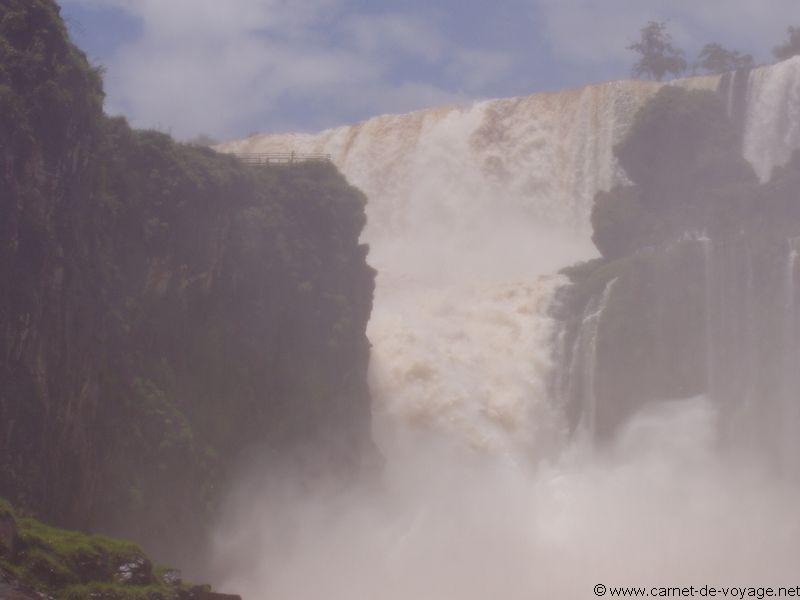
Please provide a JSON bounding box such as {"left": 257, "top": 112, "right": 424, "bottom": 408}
{"left": 700, "top": 235, "right": 715, "bottom": 397}
{"left": 219, "top": 76, "right": 718, "bottom": 241}
{"left": 780, "top": 239, "right": 800, "bottom": 472}
{"left": 741, "top": 56, "right": 800, "bottom": 181}
{"left": 217, "top": 59, "right": 800, "bottom": 458}
{"left": 212, "top": 59, "right": 800, "bottom": 599}
{"left": 570, "top": 278, "right": 618, "bottom": 438}
{"left": 702, "top": 238, "right": 758, "bottom": 444}
{"left": 220, "top": 77, "right": 681, "bottom": 458}
{"left": 696, "top": 232, "right": 800, "bottom": 475}
{"left": 368, "top": 276, "right": 568, "bottom": 459}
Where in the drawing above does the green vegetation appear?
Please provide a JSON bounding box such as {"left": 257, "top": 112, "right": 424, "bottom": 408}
{"left": 628, "top": 20, "right": 800, "bottom": 80}
{"left": 0, "top": 0, "right": 375, "bottom": 570}
{"left": 628, "top": 21, "right": 688, "bottom": 81}
{"left": 0, "top": 498, "right": 200, "bottom": 599}
{"left": 694, "top": 43, "right": 754, "bottom": 74}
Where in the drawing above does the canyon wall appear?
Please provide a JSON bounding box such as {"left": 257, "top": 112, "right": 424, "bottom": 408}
{"left": 0, "top": 0, "right": 376, "bottom": 567}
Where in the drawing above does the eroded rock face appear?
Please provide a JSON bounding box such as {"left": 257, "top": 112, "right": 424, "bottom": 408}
{"left": 554, "top": 88, "right": 800, "bottom": 462}
{"left": 0, "top": 0, "right": 376, "bottom": 569}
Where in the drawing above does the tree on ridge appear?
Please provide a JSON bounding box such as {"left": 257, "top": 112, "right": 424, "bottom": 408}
{"left": 695, "top": 43, "right": 754, "bottom": 74}
{"left": 628, "top": 21, "right": 688, "bottom": 81}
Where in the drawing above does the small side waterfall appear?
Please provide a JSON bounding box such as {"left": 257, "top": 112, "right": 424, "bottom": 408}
{"left": 779, "top": 239, "right": 800, "bottom": 472}
{"left": 717, "top": 67, "right": 753, "bottom": 142}
{"left": 566, "top": 277, "right": 618, "bottom": 438}
{"left": 666, "top": 235, "right": 800, "bottom": 474}
{"left": 705, "top": 240, "right": 758, "bottom": 416}
{"left": 741, "top": 56, "right": 800, "bottom": 181}
{"left": 700, "top": 236, "right": 716, "bottom": 398}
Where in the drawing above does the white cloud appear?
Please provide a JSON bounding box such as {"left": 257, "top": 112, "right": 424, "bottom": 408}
{"left": 343, "top": 13, "right": 446, "bottom": 62}
{"left": 63, "top": 0, "right": 499, "bottom": 139}
{"left": 76, "top": 0, "right": 362, "bottom": 138}
{"left": 448, "top": 49, "right": 515, "bottom": 92}
{"left": 63, "top": 0, "right": 799, "bottom": 138}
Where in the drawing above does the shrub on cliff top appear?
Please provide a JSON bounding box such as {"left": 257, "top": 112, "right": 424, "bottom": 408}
{"left": 615, "top": 87, "right": 751, "bottom": 204}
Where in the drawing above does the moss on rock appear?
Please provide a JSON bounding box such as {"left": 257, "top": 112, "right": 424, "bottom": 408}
{"left": 0, "top": 499, "right": 223, "bottom": 600}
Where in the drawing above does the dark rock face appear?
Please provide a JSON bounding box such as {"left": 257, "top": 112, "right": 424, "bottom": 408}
{"left": 554, "top": 86, "right": 800, "bottom": 466}
{"left": 0, "top": 512, "right": 18, "bottom": 558}
{"left": 0, "top": 0, "right": 376, "bottom": 569}
{"left": 553, "top": 244, "right": 710, "bottom": 438}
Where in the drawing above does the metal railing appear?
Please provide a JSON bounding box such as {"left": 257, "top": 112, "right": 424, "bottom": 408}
{"left": 234, "top": 152, "right": 332, "bottom": 165}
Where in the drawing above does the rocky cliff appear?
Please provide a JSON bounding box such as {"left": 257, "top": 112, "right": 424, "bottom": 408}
{"left": 0, "top": 0, "right": 375, "bottom": 567}
{"left": 554, "top": 85, "right": 800, "bottom": 472}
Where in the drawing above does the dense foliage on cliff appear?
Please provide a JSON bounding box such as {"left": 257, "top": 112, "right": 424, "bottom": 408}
{"left": 0, "top": 0, "right": 375, "bottom": 569}
{"left": 694, "top": 43, "right": 754, "bottom": 74}
{"left": 591, "top": 87, "right": 758, "bottom": 259}
{"left": 557, "top": 85, "right": 800, "bottom": 439}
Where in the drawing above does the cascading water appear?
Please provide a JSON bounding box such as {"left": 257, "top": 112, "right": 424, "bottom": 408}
{"left": 212, "top": 57, "right": 800, "bottom": 598}
{"left": 781, "top": 239, "right": 800, "bottom": 471}
{"left": 565, "top": 277, "right": 618, "bottom": 439}
{"left": 220, "top": 78, "right": 712, "bottom": 239}
{"left": 698, "top": 233, "right": 800, "bottom": 476}
{"left": 218, "top": 72, "right": 726, "bottom": 454}
{"left": 742, "top": 56, "right": 800, "bottom": 181}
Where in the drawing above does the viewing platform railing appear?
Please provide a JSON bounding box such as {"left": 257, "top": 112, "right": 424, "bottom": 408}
{"left": 234, "top": 152, "right": 332, "bottom": 165}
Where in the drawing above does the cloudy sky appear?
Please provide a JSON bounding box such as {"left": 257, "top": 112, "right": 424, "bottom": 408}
{"left": 60, "top": 0, "right": 800, "bottom": 141}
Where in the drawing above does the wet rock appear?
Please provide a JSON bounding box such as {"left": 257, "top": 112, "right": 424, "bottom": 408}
{"left": 161, "top": 568, "right": 183, "bottom": 586}
{"left": 1, "top": 566, "right": 56, "bottom": 599}
{"left": 114, "top": 556, "right": 154, "bottom": 585}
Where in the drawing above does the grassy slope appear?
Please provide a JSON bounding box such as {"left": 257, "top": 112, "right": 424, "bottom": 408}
{"left": 0, "top": 498, "right": 212, "bottom": 599}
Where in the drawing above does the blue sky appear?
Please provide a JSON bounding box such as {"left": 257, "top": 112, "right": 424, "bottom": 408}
{"left": 60, "top": 0, "right": 800, "bottom": 141}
